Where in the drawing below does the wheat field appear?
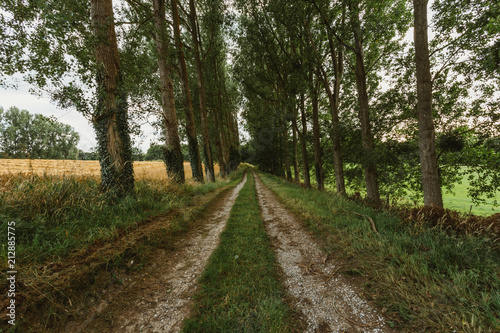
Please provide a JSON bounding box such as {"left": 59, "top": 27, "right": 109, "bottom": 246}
{"left": 0, "top": 159, "right": 219, "bottom": 181}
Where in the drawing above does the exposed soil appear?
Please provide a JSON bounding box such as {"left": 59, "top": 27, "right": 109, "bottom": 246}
{"left": 253, "top": 171, "right": 392, "bottom": 333}
{"left": 63, "top": 173, "right": 247, "bottom": 332}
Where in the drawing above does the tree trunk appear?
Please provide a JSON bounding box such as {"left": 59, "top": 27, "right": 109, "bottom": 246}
{"left": 311, "top": 80, "right": 324, "bottom": 191}
{"left": 318, "top": 62, "right": 346, "bottom": 195}
{"left": 212, "top": 104, "right": 227, "bottom": 177}
{"left": 313, "top": 4, "right": 346, "bottom": 194}
{"left": 292, "top": 115, "right": 300, "bottom": 183}
{"left": 91, "top": 0, "right": 134, "bottom": 197}
{"left": 171, "top": 0, "right": 203, "bottom": 183}
{"left": 227, "top": 107, "right": 240, "bottom": 172}
{"left": 331, "top": 44, "right": 346, "bottom": 195}
{"left": 213, "top": 58, "right": 230, "bottom": 176}
{"left": 413, "top": 0, "right": 444, "bottom": 207}
{"left": 189, "top": 0, "right": 215, "bottom": 182}
{"left": 350, "top": 3, "right": 380, "bottom": 202}
{"left": 153, "top": 0, "right": 184, "bottom": 183}
{"left": 285, "top": 154, "right": 292, "bottom": 181}
{"left": 299, "top": 94, "right": 311, "bottom": 188}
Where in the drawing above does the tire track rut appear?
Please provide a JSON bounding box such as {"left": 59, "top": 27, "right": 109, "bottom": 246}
{"left": 77, "top": 173, "right": 247, "bottom": 333}
{"left": 253, "top": 171, "right": 390, "bottom": 333}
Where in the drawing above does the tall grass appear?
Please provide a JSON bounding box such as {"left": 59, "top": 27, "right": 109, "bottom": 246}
{"left": 0, "top": 169, "right": 240, "bottom": 266}
{"left": 258, "top": 172, "right": 500, "bottom": 332}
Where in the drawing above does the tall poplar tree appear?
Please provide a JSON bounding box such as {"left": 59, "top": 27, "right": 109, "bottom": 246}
{"left": 413, "top": 0, "right": 444, "bottom": 207}
{"left": 152, "top": 0, "right": 185, "bottom": 183}
{"left": 1, "top": 0, "right": 135, "bottom": 196}
{"left": 170, "top": 0, "right": 204, "bottom": 182}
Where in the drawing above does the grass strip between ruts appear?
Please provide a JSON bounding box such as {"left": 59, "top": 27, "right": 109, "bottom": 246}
{"left": 183, "top": 171, "right": 294, "bottom": 333}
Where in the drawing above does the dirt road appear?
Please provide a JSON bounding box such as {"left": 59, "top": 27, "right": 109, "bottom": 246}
{"left": 253, "top": 171, "right": 390, "bottom": 332}
{"left": 70, "top": 174, "right": 247, "bottom": 332}
{"left": 66, "top": 170, "right": 391, "bottom": 332}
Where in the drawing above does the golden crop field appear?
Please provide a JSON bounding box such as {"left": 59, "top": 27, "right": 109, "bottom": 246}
{"left": 0, "top": 159, "right": 219, "bottom": 181}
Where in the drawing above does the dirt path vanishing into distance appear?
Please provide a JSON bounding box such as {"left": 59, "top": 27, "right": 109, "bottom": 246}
{"left": 68, "top": 173, "right": 247, "bottom": 333}
{"left": 253, "top": 171, "right": 391, "bottom": 333}
{"left": 65, "top": 170, "right": 393, "bottom": 333}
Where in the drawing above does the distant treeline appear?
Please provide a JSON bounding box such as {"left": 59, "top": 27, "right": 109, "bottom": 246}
{"left": 0, "top": 108, "right": 190, "bottom": 163}
{"left": 0, "top": 106, "right": 79, "bottom": 160}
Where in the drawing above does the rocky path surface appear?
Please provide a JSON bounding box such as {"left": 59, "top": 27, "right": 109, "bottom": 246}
{"left": 253, "top": 171, "right": 390, "bottom": 333}
{"left": 74, "top": 173, "right": 247, "bottom": 333}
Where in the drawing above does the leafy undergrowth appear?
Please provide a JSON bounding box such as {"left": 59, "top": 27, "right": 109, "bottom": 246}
{"left": 183, "top": 172, "right": 295, "bottom": 332}
{"left": 258, "top": 172, "right": 500, "bottom": 332}
{"left": 0, "top": 166, "right": 246, "bottom": 332}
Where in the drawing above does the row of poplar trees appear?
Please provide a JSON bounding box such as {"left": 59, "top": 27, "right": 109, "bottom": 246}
{"left": 234, "top": 0, "right": 499, "bottom": 207}
{"left": 0, "top": 0, "right": 241, "bottom": 197}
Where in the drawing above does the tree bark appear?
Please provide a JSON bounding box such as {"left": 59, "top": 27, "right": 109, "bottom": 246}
{"left": 91, "top": 0, "right": 134, "bottom": 196}
{"left": 212, "top": 102, "right": 227, "bottom": 177}
{"left": 318, "top": 62, "right": 346, "bottom": 195}
{"left": 189, "top": 0, "right": 215, "bottom": 182}
{"left": 292, "top": 114, "right": 300, "bottom": 183}
{"left": 311, "top": 79, "right": 324, "bottom": 191}
{"left": 413, "top": 0, "right": 444, "bottom": 207}
{"left": 312, "top": 0, "right": 346, "bottom": 194}
{"left": 227, "top": 106, "right": 240, "bottom": 172}
{"left": 349, "top": 3, "right": 380, "bottom": 202}
{"left": 331, "top": 45, "right": 346, "bottom": 195}
{"left": 285, "top": 153, "right": 292, "bottom": 181}
{"left": 171, "top": 0, "right": 203, "bottom": 183}
{"left": 153, "top": 0, "right": 185, "bottom": 183}
{"left": 212, "top": 57, "right": 230, "bottom": 176}
{"left": 299, "top": 94, "right": 311, "bottom": 188}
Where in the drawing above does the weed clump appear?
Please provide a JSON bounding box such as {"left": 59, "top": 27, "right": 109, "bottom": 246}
{"left": 403, "top": 206, "right": 500, "bottom": 244}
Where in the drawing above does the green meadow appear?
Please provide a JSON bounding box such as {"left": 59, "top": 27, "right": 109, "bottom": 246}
{"left": 335, "top": 168, "right": 498, "bottom": 216}
{"left": 442, "top": 176, "right": 498, "bottom": 216}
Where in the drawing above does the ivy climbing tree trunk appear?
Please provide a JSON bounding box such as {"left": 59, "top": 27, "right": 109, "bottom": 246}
{"left": 413, "top": 0, "right": 444, "bottom": 207}
{"left": 91, "top": 0, "right": 134, "bottom": 197}
{"left": 153, "top": 0, "right": 185, "bottom": 183}
{"left": 189, "top": 0, "right": 215, "bottom": 182}
{"left": 171, "top": 0, "right": 203, "bottom": 183}
{"left": 349, "top": 2, "right": 380, "bottom": 203}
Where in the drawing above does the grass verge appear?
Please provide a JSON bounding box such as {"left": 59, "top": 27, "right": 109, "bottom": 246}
{"left": 0, "top": 170, "right": 241, "bottom": 266}
{"left": 258, "top": 171, "right": 500, "bottom": 332}
{"left": 0, "top": 166, "right": 247, "bottom": 332}
{"left": 183, "top": 172, "right": 294, "bottom": 333}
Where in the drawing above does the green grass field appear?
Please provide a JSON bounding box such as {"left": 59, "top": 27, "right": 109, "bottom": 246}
{"left": 442, "top": 176, "right": 498, "bottom": 216}
{"left": 335, "top": 168, "right": 499, "bottom": 216}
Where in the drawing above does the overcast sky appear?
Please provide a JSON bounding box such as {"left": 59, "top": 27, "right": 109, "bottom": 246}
{"left": 0, "top": 81, "right": 159, "bottom": 153}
